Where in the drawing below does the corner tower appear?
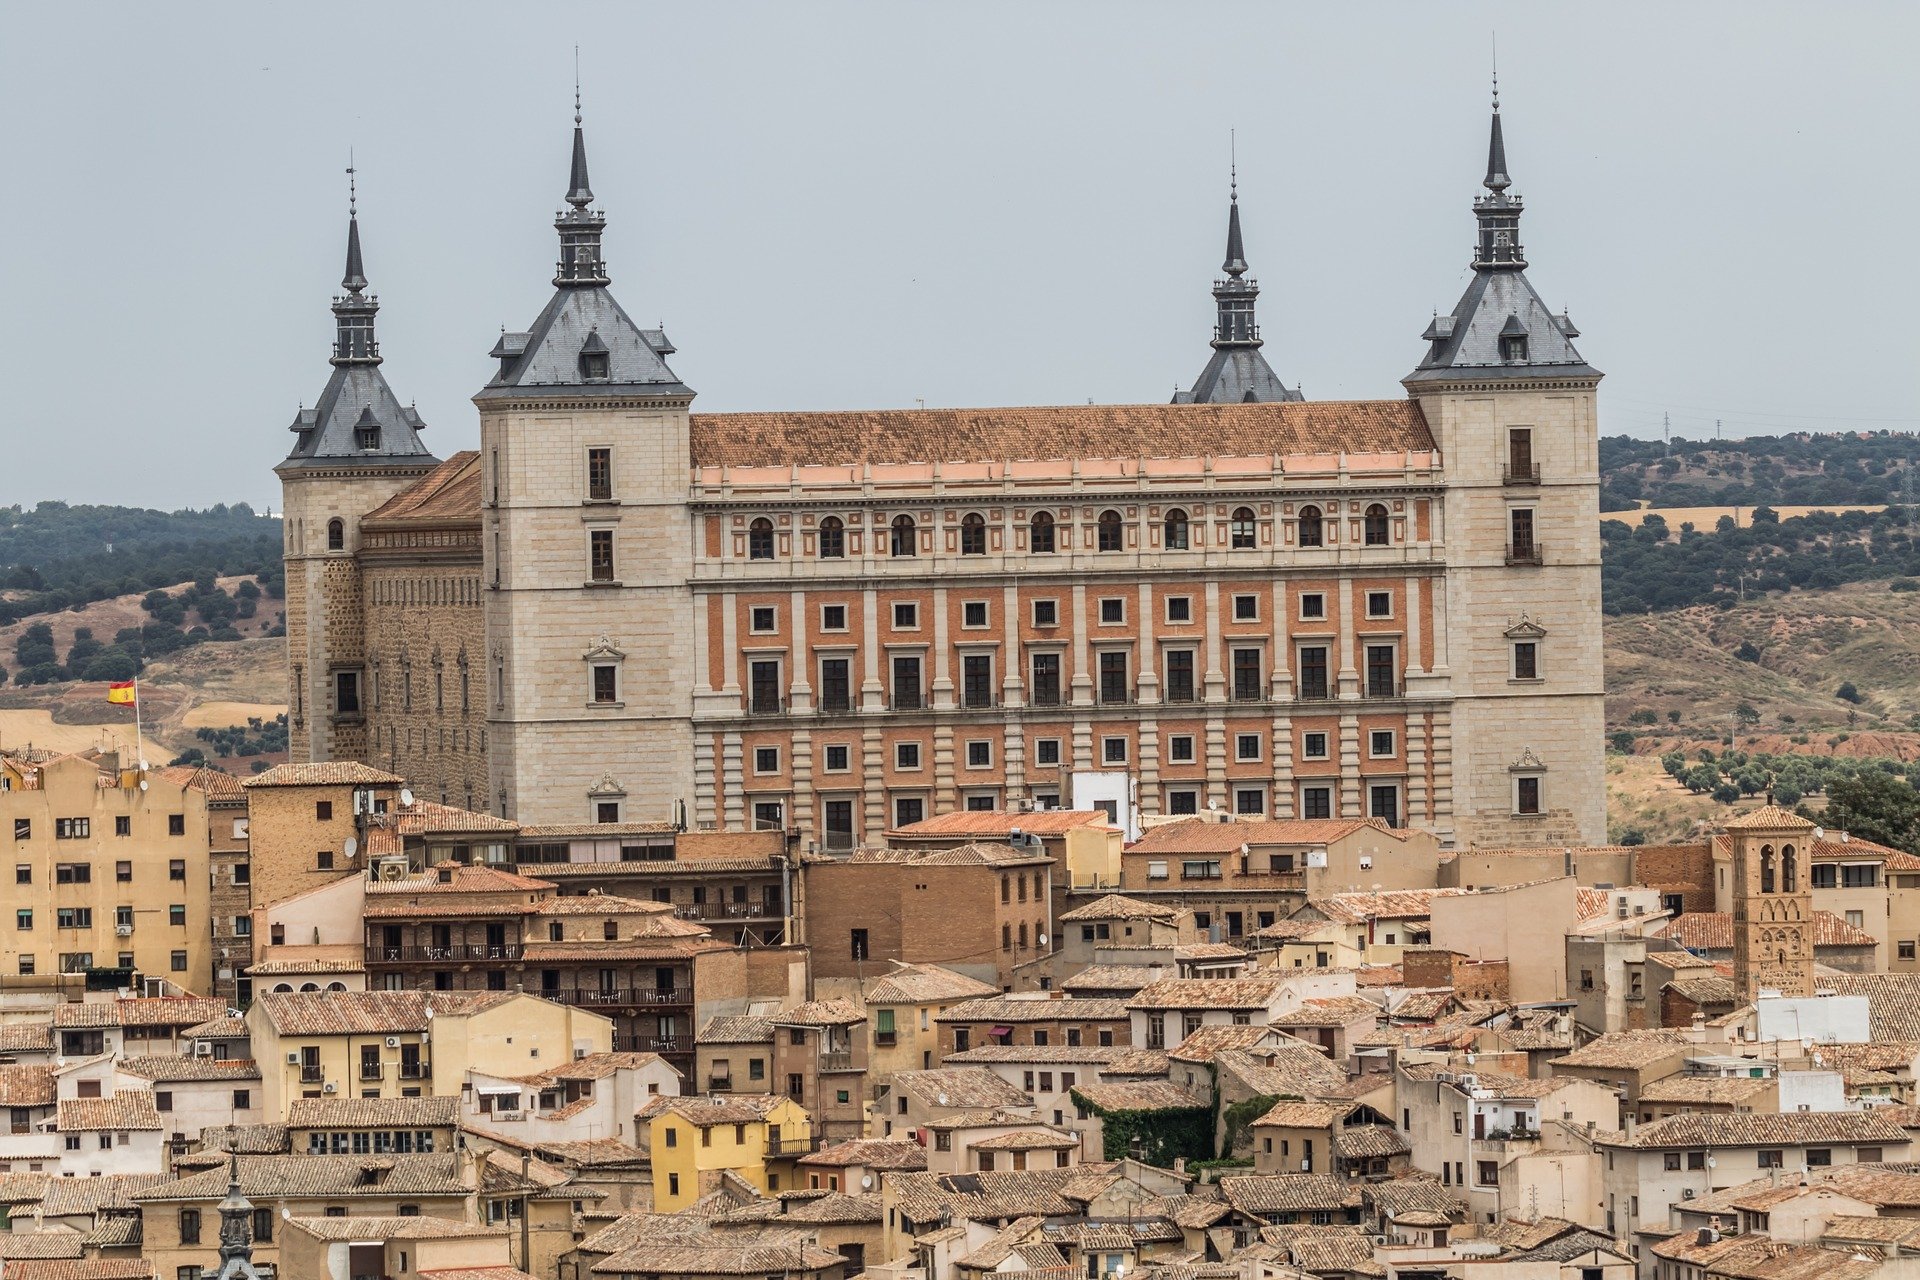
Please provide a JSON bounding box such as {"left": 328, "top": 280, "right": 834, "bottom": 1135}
{"left": 1403, "top": 80, "right": 1606, "bottom": 847}
{"left": 476, "top": 93, "right": 696, "bottom": 823}
{"left": 277, "top": 174, "right": 438, "bottom": 766}
{"left": 1726, "top": 805, "right": 1817, "bottom": 1001}
{"left": 1175, "top": 169, "right": 1302, "bottom": 404}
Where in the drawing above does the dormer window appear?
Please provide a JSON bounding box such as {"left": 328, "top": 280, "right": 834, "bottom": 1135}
{"left": 579, "top": 329, "right": 611, "bottom": 382}
{"left": 356, "top": 424, "right": 381, "bottom": 450}
{"left": 1500, "top": 335, "right": 1528, "bottom": 362}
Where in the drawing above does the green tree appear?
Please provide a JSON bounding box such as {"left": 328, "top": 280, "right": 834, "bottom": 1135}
{"left": 1837, "top": 682, "right": 1864, "bottom": 705}
{"left": 1684, "top": 764, "right": 1721, "bottom": 794}
{"left": 1628, "top": 709, "right": 1659, "bottom": 726}
{"left": 1816, "top": 770, "right": 1920, "bottom": 854}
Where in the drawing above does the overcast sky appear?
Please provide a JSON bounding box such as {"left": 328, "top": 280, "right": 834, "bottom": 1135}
{"left": 2, "top": 2, "right": 1916, "bottom": 509}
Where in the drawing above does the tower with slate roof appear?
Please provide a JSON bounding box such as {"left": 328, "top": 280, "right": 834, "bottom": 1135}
{"left": 278, "top": 177, "right": 439, "bottom": 767}
{"left": 1401, "top": 78, "right": 1606, "bottom": 847}
{"left": 1174, "top": 167, "right": 1303, "bottom": 405}
{"left": 475, "top": 95, "right": 697, "bottom": 824}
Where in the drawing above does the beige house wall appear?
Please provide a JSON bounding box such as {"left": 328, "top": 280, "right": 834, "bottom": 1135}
{"left": 1430, "top": 876, "right": 1579, "bottom": 1005}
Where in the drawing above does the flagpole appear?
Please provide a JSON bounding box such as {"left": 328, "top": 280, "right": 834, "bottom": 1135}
{"left": 133, "top": 676, "right": 145, "bottom": 774}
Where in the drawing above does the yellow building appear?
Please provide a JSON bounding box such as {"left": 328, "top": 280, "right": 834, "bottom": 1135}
{"left": 249, "top": 989, "right": 612, "bottom": 1119}
{"left": 641, "top": 1093, "right": 812, "bottom": 1211}
{"left": 863, "top": 963, "right": 999, "bottom": 1080}
{"left": 0, "top": 751, "right": 218, "bottom": 994}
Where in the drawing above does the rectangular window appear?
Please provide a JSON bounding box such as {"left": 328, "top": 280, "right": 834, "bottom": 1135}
{"left": 1517, "top": 776, "right": 1542, "bottom": 815}
{"left": 750, "top": 606, "right": 777, "bottom": 634}
{"left": 1300, "top": 731, "right": 1330, "bottom": 761}
{"left": 1232, "top": 648, "right": 1262, "bottom": 701}
{"left": 1369, "top": 784, "right": 1400, "bottom": 827}
{"left": 891, "top": 655, "right": 922, "bottom": 710}
{"left": 1165, "top": 596, "right": 1192, "bottom": 623}
{"left": 962, "top": 654, "right": 994, "bottom": 709}
{"left": 1164, "top": 650, "right": 1195, "bottom": 703}
{"left": 1029, "top": 652, "right": 1061, "bottom": 706}
{"left": 1235, "top": 733, "right": 1261, "bottom": 762}
{"left": 1167, "top": 789, "right": 1198, "bottom": 815}
{"left": 1508, "top": 428, "right": 1534, "bottom": 480}
{"left": 1366, "top": 591, "right": 1392, "bottom": 618}
{"left": 892, "top": 602, "right": 918, "bottom": 629}
{"left": 895, "top": 742, "right": 922, "bottom": 771}
{"left": 1035, "top": 738, "right": 1061, "bottom": 766}
{"left": 1301, "top": 786, "right": 1332, "bottom": 820}
{"left": 1370, "top": 730, "right": 1395, "bottom": 758}
{"left": 753, "top": 747, "right": 780, "bottom": 774}
{"left": 1167, "top": 734, "right": 1195, "bottom": 764}
{"left": 55, "top": 863, "right": 91, "bottom": 885}
{"left": 586, "top": 447, "right": 612, "bottom": 500}
{"left": 1232, "top": 594, "right": 1259, "bottom": 622}
{"left": 589, "top": 529, "right": 615, "bottom": 581}
{"left": 893, "top": 796, "right": 924, "bottom": 828}
{"left": 169, "top": 904, "right": 187, "bottom": 926}
{"left": 819, "top": 658, "right": 851, "bottom": 713}
{"left": 1032, "top": 599, "right": 1058, "bottom": 627}
{"left": 1235, "top": 788, "right": 1265, "bottom": 816}
{"left": 851, "top": 929, "right": 869, "bottom": 961}
{"left": 1299, "top": 592, "right": 1326, "bottom": 620}
{"left": 1807, "top": 1148, "right": 1832, "bottom": 1167}
{"left": 1513, "top": 641, "right": 1539, "bottom": 680}
{"left": 823, "top": 743, "right": 850, "bottom": 772}
{"left": 963, "top": 600, "right": 989, "bottom": 628}
{"left": 1098, "top": 598, "right": 1124, "bottom": 624}
{"left": 1102, "top": 736, "right": 1128, "bottom": 765}
{"left": 1147, "top": 860, "right": 1168, "bottom": 881}
{"left": 1510, "top": 508, "right": 1537, "bottom": 558}
{"left": 592, "top": 665, "right": 618, "bottom": 704}
{"left": 1842, "top": 864, "right": 1879, "bottom": 889}
{"left": 820, "top": 603, "right": 847, "bottom": 631}
{"left": 116, "top": 816, "right": 131, "bottom": 837}
{"left": 1366, "top": 644, "right": 1397, "bottom": 697}
{"left": 966, "top": 740, "right": 992, "bottom": 769}
{"left": 1098, "top": 651, "right": 1129, "bottom": 704}
{"left": 749, "top": 660, "right": 782, "bottom": 715}
{"left": 56, "top": 908, "right": 93, "bottom": 928}
{"left": 55, "top": 818, "right": 90, "bottom": 840}
{"left": 1298, "top": 646, "right": 1329, "bottom": 699}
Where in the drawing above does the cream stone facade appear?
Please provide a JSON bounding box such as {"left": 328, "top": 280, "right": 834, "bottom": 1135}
{"left": 280, "top": 94, "right": 1607, "bottom": 851}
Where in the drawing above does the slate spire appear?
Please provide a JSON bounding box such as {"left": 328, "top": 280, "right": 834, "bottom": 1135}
{"left": 1484, "top": 73, "right": 1512, "bottom": 193}
{"left": 1471, "top": 74, "right": 1525, "bottom": 270}
{"left": 1222, "top": 165, "right": 1248, "bottom": 278}
{"left": 332, "top": 163, "right": 379, "bottom": 365}
{"left": 1172, "top": 156, "right": 1302, "bottom": 404}
{"left": 554, "top": 80, "right": 610, "bottom": 287}
{"left": 566, "top": 80, "right": 594, "bottom": 207}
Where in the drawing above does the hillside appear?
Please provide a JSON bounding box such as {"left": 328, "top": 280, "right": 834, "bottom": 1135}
{"left": 1599, "top": 431, "right": 1920, "bottom": 513}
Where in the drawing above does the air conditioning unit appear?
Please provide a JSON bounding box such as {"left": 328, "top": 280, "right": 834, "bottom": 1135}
{"left": 385, "top": 1037, "right": 400, "bottom": 1048}
{"left": 286, "top": 1052, "right": 300, "bottom": 1065}
{"left": 193, "top": 1042, "right": 213, "bottom": 1057}
{"left": 377, "top": 859, "right": 408, "bottom": 882}
{"left": 1797, "top": 1104, "right": 1811, "bottom": 1112}
{"left": 114, "top": 925, "right": 133, "bottom": 937}
{"left": 1299, "top": 1160, "right": 1312, "bottom": 1172}
{"left": 1681, "top": 1189, "right": 1696, "bottom": 1200}
{"left": 322, "top": 1082, "right": 337, "bottom": 1093}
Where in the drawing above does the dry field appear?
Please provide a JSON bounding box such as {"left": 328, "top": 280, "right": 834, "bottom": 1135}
{"left": 1603, "top": 503, "right": 1888, "bottom": 530}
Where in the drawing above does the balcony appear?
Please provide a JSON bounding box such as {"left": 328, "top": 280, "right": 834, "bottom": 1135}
{"left": 398, "top": 1061, "right": 430, "bottom": 1080}
{"left": 749, "top": 694, "right": 784, "bottom": 716}
{"left": 1503, "top": 463, "right": 1542, "bottom": 485}
{"left": 960, "top": 695, "right": 998, "bottom": 711}
{"left": 1506, "top": 542, "right": 1544, "bottom": 566}
{"left": 820, "top": 1051, "right": 856, "bottom": 1073}
{"left": 1028, "top": 689, "right": 1063, "bottom": 708}
{"left": 300, "top": 1066, "right": 323, "bottom": 1084}
{"left": 873, "top": 1031, "right": 898, "bottom": 1048}
{"left": 359, "top": 1063, "right": 384, "bottom": 1081}
{"left": 767, "top": 1134, "right": 822, "bottom": 1157}
{"left": 674, "top": 903, "right": 778, "bottom": 922}
{"left": 366, "top": 944, "right": 522, "bottom": 964}
{"left": 1366, "top": 681, "right": 1401, "bottom": 699}
{"left": 889, "top": 692, "right": 924, "bottom": 712}
{"left": 1231, "top": 685, "right": 1265, "bottom": 703}
{"left": 546, "top": 987, "right": 691, "bottom": 1009}
{"left": 615, "top": 1035, "right": 687, "bottom": 1055}
{"left": 815, "top": 695, "right": 855, "bottom": 715}
{"left": 1295, "top": 684, "right": 1334, "bottom": 702}
{"left": 707, "top": 1075, "right": 733, "bottom": 1091}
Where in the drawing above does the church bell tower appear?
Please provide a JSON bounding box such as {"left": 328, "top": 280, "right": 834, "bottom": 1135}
{"left": 1726, "top": 804, "right": 1818, "bottom": 1002}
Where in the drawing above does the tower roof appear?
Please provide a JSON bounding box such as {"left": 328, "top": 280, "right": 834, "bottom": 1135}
{"left": 1405, "top": 81, "right": 1599, "bottom": 386}
{"left": 478, "top": 96, "right": 690, "bottom": 403}
{"left": 1723, "top": 805, "right": 1817, "bottom": 832}
{"left": 1175, "top": 166, "right": 1302, "bottom": 406}
{"left": 279, "top": 180, "right": 436, "bottom": 475}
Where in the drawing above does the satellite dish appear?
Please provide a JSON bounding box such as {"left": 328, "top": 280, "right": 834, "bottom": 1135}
{"left": 937, "top": 1093, "right": 949, "bottom": 1106}
{"left": 400, "top": 787, "right": 415, "bottom": 808}
{"left": 343, "top": 836, "right": 358, "bottom": 860}
{"left": 138, "top": 779, "right": 149, "bottom": 792}
{"left": 861, "top": 1174, "right": 874, "bottom": 1190}
{"left": 1038, "top": 934, "right": 1049, "bottom": 947}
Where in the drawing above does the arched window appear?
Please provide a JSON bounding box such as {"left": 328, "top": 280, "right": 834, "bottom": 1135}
{"left": 818, "top": 516, "right": 845, "bottom": 559}
{"left": 1781, "top": 844, "right": 1797, "bottom": 893}
{"left": 327, "top": 518, "right": 345, "bottom": 551}
{"left": 961, "top": 513, "right": 987, "bottom": 556}
{"left": 1030, "top": 511, "right": 1056, "bottom": 554}
{"left": 890, "top": 514, "right": 917, "bottom": 557}
{"left": 1097, "top": 510, "right": 1124, "bottom": 552}
{"left": 1298, "top": 505, "right": 1324, "bottom": 548}
{"left": 1761, "top": 844, "right": 1776, "bottom": 894}
{"left": 326, "top": 982, "right": 347, "bottom": 993}
{"left": 272, "top": 984, "right": 292, "bottom": 994}
{"left": 1164, "top": 508, "right": 1189, "bottom": 550}
{"left": 1364, "top": 504, "right": 1390, "bottom": 546}
{"left": 1230, "top": 507, "right": 1257, "bottom": 550}
{"left": 748, "top": 518, "right": 775, "bottom": 561}
{"left": 298, "top": 983, "right": 319, "bottom": 993}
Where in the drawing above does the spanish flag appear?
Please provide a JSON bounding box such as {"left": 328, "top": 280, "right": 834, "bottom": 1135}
{"left": 106, "top": 682, "right": 136, "bottom": 706}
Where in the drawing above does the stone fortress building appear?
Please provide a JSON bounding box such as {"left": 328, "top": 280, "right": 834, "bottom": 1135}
{"left": 277, "top": 83, "right": 1605, "bottom": 852}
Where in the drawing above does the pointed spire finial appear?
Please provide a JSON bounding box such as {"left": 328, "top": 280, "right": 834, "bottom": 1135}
{"left": 565, "top": 48, "right": 594, "bottom": 208}
{"left": 1484, "top": 39, "right": 1511, "bottom": 193}
{"left": 341, "top": 156, "right": 368, "bottom": 295}
{"left": 574, "top": 45, "right": 582, "bottom": 126}
{"left": 1222, "top": 132, "right": 1247, "bottom": 279}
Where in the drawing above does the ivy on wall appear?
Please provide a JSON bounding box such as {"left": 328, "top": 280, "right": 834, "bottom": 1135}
{"left": 1071, "top": 1088, "right": 1216, "bottom": 1166}
{"left": 1219, "top": 1092, "right": 1294, "bottom": 1157}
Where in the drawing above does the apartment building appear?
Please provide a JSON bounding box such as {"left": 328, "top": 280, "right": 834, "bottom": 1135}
{"left": 640, "top": 1093, "right": 814, "bottom": 1209}
{"left": 0, "top": 752, "right": 220, "bottom": 994}
{"left": 862, "top": 963, "right": 1000, "bottom": 1079}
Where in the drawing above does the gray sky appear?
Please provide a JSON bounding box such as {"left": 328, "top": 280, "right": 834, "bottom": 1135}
{"left": 3, "top": 1, "right": 1917, "bottom": 509}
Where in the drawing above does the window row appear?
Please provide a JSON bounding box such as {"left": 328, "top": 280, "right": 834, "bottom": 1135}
{"left": 737, "top": 588, "right": 1404, "bottom": 634}
{"left": 735, "top": 503, "right": 1407, "bottom": 561}
{"left": 13, "top": 860, "right": 188, "bottom": 883}
{"left": 10, "top": 816, "right": 187, "bottom": 840}
{"left": 13, "top": 950, "right": 189, "bottom": 975}
{"left": 11, "top": 904, "right": 192, "bottom": 929}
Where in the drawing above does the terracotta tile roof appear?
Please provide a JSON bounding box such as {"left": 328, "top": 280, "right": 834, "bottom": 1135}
{"left": 1129, "top": 817, "right": 1412, "bottom": 855}
{"left": 0, "top": 1024, "right": 53, "bottom": 1053}
{"left": 391, "top": 800, "right": 522, "bottom": 836}
{"left": 892, "top": 1067, "right": 1034, "bottom": 1110}
{"left": 1661, "top": 911, "right": 1876, "bottom": 950}
{"left": 1548, "top": 1029, "right": 1695, "bottom": 1070}
{"left": 779, "top": 1191, "right": 884, "bottom": 1224}
{"left": 893, "top": 809, "right": 1115, "bottom": 837}
{"left": 0, "top": 1241, "right": 83, "bottom": 1264}
{"left": 133, "top": 1152, "right": 471, "bottom": 1202}
{"left": 594, "top": 1237, "right": 847, "bottom": 1275}
{"left": 1176, "top": 943, "right": 1249, "bottom": 961}
{"left": 1820, "top": 1215, "right": 1920, "bottom": 1248}
{"left": 57, "top": 1092, "right": 160, "bottom": 1132}
{"left": 518, "top": 1051, "right": 669, "bottom": 1085}
{"left": 865, "top": 963, "right": 1001, "bottom": 1006}
{"left": 1810, "top": 974, "right": 1920, "bottom": 1039}
{"left": 363, "top": 451, "right": 483, "bottom": 523}
{"left": 944, "top": 1044, "right": 1128, "bottom": 1066}
{"left": 514, "top": 822, "right": 678, "bottom": 839}
{"left": 1332, "top": 1125, "right": 1409, "bottom": 1159}
{"left": 242, "top": 957, "right": 365, "bottom": 975}
{"left": 1061, "top": 965, "right": 1164, "bottom": 995}
{"left": 1128, "top": 977, "right": 1287, "bottom": 1010}
{"left": 1214, "top": 1047, "right": 1346, "bottom": 1098}
{"left": 1722, "top": 806, "right": 1818, "bottom": 832}
{"left": 939, "top": 995, "right": 1132, "bottom": 1023}
{"left": 255, "top": 991, "right": 435, "bottom": 1034}
{"left": 1272, "top": 997, "right": 1381, "bottom": 1029}
{"left": 527, "top": 892, "right": 680, "bottom": 916}
{"left": 35, "top": 1173, "right": 173, "bottom": 1215}
{"left": 182, "top": 1015, "right": 249, "bottom": 1038}
{"left": 1103, "top": 1049, "right": 1173, "bottom": 1077}
{"left": 1260, "top": 1226, "right": 1383, "bottom": 1275}
{"left": 697, "top": 1015, "right": 775, "bottom": 1044}
{"left": 520, "top": 937, "right": 722, "bottom": 961}
{"left": 1635, "top": 1075, "right": 1773, "bottom": 1106}
{"left": 154, "top": 764, "right": 245, "bottom": 801}
{"left": 1388, "top": 989, "right": 1459, "bottom": 1022}
{"left": 1665, "top": 974, "right": 1738, "bottom": 1006}
{"left": 1250, "top": 1100, "right": 1351, "bottom": 1129}
{"left": 4, "top": 1261, "right": 153, "bottom": 1280}
{"left": 1599, "top": 1110, "right": 1908, "bottom": 1149}
{"left": 243, "top": 761, "right": 405, "bottom": 788}
{"left": 799, "top": 1138, "right": 928, "bottom": 1170}
{"left": 1219, "top": 1173, "right": 1363, "bottom": 1215}
{"left": 287, "top": 1215, "right": 505, "bottom": 1241}
{"left": 53, "top": 997, "right": 226, "bottom": 1030}
{"left": 887, "top": 1167, "right": 1119, "bottom": 1224}
{"left": 1060, "top": 894, "right": 1180, "bottom": 923}
{"left": 287, "top": 1095, "right": 460, "bottom": 1128}
{"left": 0, "top": 1066, "right": 55, "bottom": 1108}
{"left": 972, "top": 1128, "right": 1079, "bottom": 1150}
{"left": 772, "top": 998, "right": 866, "bottom": 1027}
{"left": 367, "top": 864, "right": 550, "bottom": 898}
{"left": 691, "top": 401, "right": 1432, "bottom": 468}
{"left": 851, "top": 841, "right": 1049, "bottom": 867}
{"left": 639, "top": 1094, "right": 788, "bottom": 1127}
{"left": 1304, "top": 890, "right": 1468, "bottom": 925}
{"left": 1070, "top": 1081, "right": 1207, "bottom": 1112}
{"left": 197, "top": 1122, "right": 292, "bottom": 1154}
{"left": 1364, "top": 1177, "right": 1466, "bottom": 1222}
{"left": 116, "top": 1055, "right": 260, "bottom": 1083}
